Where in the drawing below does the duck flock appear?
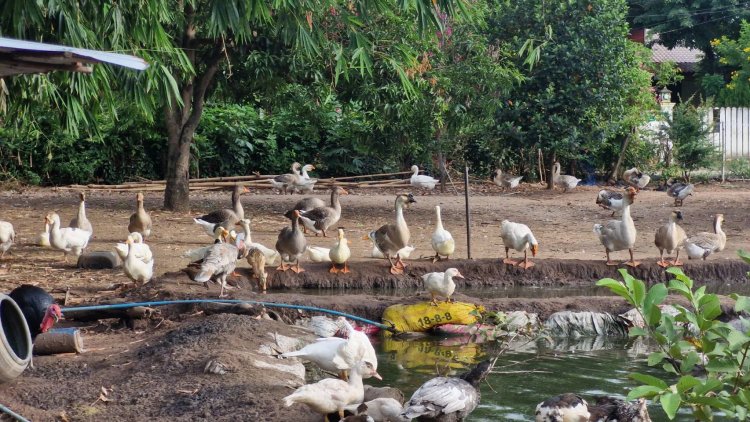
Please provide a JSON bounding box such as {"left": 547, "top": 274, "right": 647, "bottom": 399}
{"left": 0, "top": 162, "right": 729, "bottom": 421}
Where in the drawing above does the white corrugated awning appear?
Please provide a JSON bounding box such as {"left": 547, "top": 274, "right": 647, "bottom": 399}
{"left": 0, "top": 37, "right": 149, "bottom": 77}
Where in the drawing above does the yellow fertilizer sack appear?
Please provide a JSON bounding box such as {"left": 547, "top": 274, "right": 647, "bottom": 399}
{"left": 382, "top": 302, "right": 484, "bottom": 333}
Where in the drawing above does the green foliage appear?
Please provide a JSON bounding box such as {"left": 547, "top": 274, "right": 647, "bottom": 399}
{"left": 711, "top": 21, "right": 750, "bottom": 107}
{"left": 597, "top": 267, "right": 750, "bottom": 420}
{"left": 489, "top": 0, "right": 655, "bottom": 180}
{"left": 668, "top": 100, "right": 719, "bottom": 181}
{"left": 728, "top": 158, "right": 750, "bottom": 179}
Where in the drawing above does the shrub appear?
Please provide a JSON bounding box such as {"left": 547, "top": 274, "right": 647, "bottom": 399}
{"left": 728, "top": 158, "right": 750, "bottom": 179}
{"left": 668, "top": 101, "right": 720, "bottom": 182}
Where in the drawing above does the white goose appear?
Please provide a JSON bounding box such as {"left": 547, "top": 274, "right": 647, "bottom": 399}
{"left": 499, "top": 220, "right": 539, "bottom": 269}
{"left": 552, "top": 162, "right": 581, "bottom": 192}
{"left": 123, "top": 236, "right": 154, "bottom": 284}
{"left": 283, "top": 360, "right": 381, "bottom": 421}
{"left": 370, "top": 244, "right": 415, "bottom": 259}
{"left": 115, "top": 232, "right": 154, "bottom": 263}
{"left": 0, "top": 220, "right": 15, "bottom": 259}
{"left": 410, "top": 165, "right": 439, "bottom": 190}
{"left": 329, "top": 228, "right": 351, "bottom": 273}
{"left": 46, "top": 212, "right": 92, "bottom": 263}
{"left": 422, "top": 268, "right": 464, "bottom": 305}
{"left": 344, "top": 398, "right": 409, "bottom": 422}
{"left": 36, "top": 222, "right": 51, "bottom": 247}
{"left": 593, "top": 187, "right": 639, "bottom": 267}
{"left": 294, "top": 164, "right": 318, "bottom": 194}
{"left": 306, "top": 245, "right": 332, "bottom": 263}
{"left": 431, "top": 205, "right": 455, "bottom": 262}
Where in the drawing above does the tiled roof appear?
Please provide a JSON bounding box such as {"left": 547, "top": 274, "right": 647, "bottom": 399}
{"left": 648, "top": 32, "right": 703, "bottom": 73}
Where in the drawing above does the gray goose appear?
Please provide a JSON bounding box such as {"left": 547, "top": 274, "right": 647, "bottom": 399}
{"left": 193, "top": 184, "right": 248, "bottom": 237}
{"left": 276, "top": 209, "right": 307, "bottom": 273}
{"left": 366, "top": 193, "right": 416, "bottom": 274}
{"left": 623, "top": 167, "right": 650, "bottom": 190}
{"left": 684, "top": 214, "right": 726, "bottom": 260}
{"left": 299, "top": 187, "right": 348, "bottom": 237}
{"left": 128, "top": 192, "right": 152, "bottom": 238}
{"left": 401, "top": 359, "right": 494, "bottom": 421}
{"left": 292, "top": 196, "right": 326, "bottom": 234}
{"left": 654, "top": 210, "right": 687, "bottom": 267}
{"left": 595, "top": 189, "right": 624, "bottom": 216}
{"left": 667, "top": 181, "right": 694, "bottom": 206}
{"left": 191, "top": 227, "right": 245, "bottom": 297}
{"left": 69, "top": 192, "right": 93, "bottom": 234}
{"left": 271, "top": 162, "right": 301, "bottom": 194}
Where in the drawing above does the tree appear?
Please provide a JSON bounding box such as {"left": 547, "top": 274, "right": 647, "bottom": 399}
{"left": 668, "top": 99, "right": 719, "bottom": 181}
{"left": 709, "top": 20, "right": 750, "bottom": 107}
{"left": 2, "top": 0, "right": 468, "bottom": 211}
{"left": 627, "top": 0, "right": 750, "bottom": 75}
{"left": 489, "top": 0, "right": 654, "bottom": 187}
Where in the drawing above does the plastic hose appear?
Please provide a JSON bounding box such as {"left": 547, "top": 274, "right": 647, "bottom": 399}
{"left": 61, "top": 299, "right": 395, "bottom": 332}
{"left": 0, "top": 404, "right": 31, "bottom": 422}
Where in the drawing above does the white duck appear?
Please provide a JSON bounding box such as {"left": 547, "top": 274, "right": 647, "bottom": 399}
{"left": 123, "top": 236, "right": 154, "bottom": 284}
{"left": 283, "top": 360, "right": 381, "bottom": 421}
{"left": 329, "top": 228, "right": 351, "bottom": 273}
{"left": 234, "top": 218, "right": 281, "bottom": 266}
{"left": 552, "top": 162, "right": 581, "bottom": 192}
{"left": 593, "top": 187, "right": 639, "bottom": 267}
{"left": 422, "top": 268, "right": 464, "bottom": 305}
{"left": 344, "top": 398, "right": 410, "bottom": 422}
{"left": 431, "top": 205, "right": 455, "bottom": 262}
{"left": 182, "top": 225, "right": 232, "bottom": 262}
{"left": 35, "top": 222, "right": 51, "bottom": 247}
{"left": 280, "top": 319, "right": 378, "bottom": 379}
{"left": 115, "top": 232, "right": 154, "bottom": 263}
{"left": 685, "top": 214, "right": 726, "bottom": 260}
{"left": 0, "top": 220, "right": 15, "bottom": 259}
{"left": 410, "top": 165, "right": 439, "bottom": 190}
{"left": 492, "top": 169, "right": 523, "bottom": 190}
{"left": 306, "top": 245, "right": 332, "bottom": 263}
{"left": 499, "top": 220, "right": 539, "bottom": 269}
{"left": 46, "top": 212, "right": 92, "bottom": 263}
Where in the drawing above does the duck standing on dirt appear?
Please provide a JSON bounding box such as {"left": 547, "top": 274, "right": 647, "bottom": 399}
{"left": 654, "top": 210, "right": 687, "bottom": 267}
{"left": 422, "top": 268, "right": 464, "bottom": 305}
{"left": 593, "top": 187, "right": 639, "bottom": 267}
{"left": 276, "top": 209, "right": 307, "bottom": 273}
{"left": 283, "top": 360, "right": 381, "bottom": 421}
{"left": 46, "top": 212, "right": 92, "bottom": 263}
{"left": 299, "top": 186, "right": 348, "bottom": 237}
{"left": 535, "top": 393, "right": 651, "bottom": 422}
{"left": 595, "top": 189, "right": 624, "bottom": 217}
{"left": 667, "top": 181, "right": 694, "bottom": 207}
{"left": 329, "top": 228, "right": 351, "bottom": 273}
{"left": 193, "top": 184, "right": 248, "bottom": 237}
{"left": 69, "top": 192, "right": 93, "bottom": 234}
{"left": 401, "top": 359, "right": 495, "bottom": 421}
{"left": 499, "top": 220, "right": 539, "bottom": 269}
{"left": 0, "top": 219, "right": 15, "bottom": 259}
{"left": 191, "top": 227, "right": 245, "bottom": 297}
{"left": 684, "top": 214, "right": 726, "bottom": 260}
{"left": 366, "top": 193, "right": 417, "bottom": 275}
{"left": 128, "top": 192, "right": 152, "bottom": 239}
{"left": 623, "top": 167, "right": 650, "bottom": 190}
{"left": 431, "top": 205, "right": 455, "bottom": 262}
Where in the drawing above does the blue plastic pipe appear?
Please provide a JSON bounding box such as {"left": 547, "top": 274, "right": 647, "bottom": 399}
{"left": 0, "top": 404, "right": 31, "bottom": 422}
{"left": 60, "top": 299, "right": 395, "bottom": 332}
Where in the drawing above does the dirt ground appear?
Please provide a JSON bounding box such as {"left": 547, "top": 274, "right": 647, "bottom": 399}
{"left": 0, "top": 182, "right": 749, "bottom": 421}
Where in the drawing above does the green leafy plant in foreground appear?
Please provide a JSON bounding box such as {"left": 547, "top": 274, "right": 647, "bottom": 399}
{"left": 597, "top": 266, "right": 750, "bottom": 420}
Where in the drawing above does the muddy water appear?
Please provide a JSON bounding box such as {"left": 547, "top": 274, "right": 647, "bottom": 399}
{"left": 373, "top": 335, "right": 696, "bottom": 421}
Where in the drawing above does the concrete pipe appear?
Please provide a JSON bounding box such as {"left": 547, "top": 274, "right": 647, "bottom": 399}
{"left": 0, "top": 294, "right": 32, "bottom": 383}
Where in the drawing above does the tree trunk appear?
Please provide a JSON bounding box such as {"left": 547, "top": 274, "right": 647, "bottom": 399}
{"left": 607, "top": 131, "right": 632, "bottom": 183}
{"left": 164, "top": 131, "right": 193, "bottom": 212}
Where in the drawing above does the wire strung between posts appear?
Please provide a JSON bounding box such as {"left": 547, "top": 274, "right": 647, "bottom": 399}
{"left": 0, "top": 403, "right": 31, "bottom": 422}
{"left": 60, "top": 299, "right": 396, "bottom": 332}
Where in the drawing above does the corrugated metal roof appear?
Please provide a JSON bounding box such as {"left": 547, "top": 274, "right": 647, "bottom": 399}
{"left": 0, "top": 37, "right": 148, "bottom": 77}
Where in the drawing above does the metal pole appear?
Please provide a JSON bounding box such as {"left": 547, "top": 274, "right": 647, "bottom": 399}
{"left": 722, "top": 119, "right": 726, "bottom": 183}
{"left": 464, "top": 166, "right": 472, "bottom": 259}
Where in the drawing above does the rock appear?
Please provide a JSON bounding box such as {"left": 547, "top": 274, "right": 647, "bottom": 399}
{"left": 77, "top": 251, "right": 120, "bottom": 269}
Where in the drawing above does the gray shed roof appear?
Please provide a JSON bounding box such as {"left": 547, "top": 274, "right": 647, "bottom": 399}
{"left": 0, "top": 37, "right": 148, "bottom": 77}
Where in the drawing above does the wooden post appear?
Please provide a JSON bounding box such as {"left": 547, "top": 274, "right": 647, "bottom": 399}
{"left": 464, "top": 166, "right": 472, "bottom": 259}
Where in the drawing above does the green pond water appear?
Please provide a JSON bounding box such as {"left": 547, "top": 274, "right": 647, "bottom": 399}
{"left": 371, "top": 335, "right": 695, "bottom": 421}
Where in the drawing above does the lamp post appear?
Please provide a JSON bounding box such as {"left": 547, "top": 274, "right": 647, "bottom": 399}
{"left": 658, "top": 87, "right": 672, "bottom": 103}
